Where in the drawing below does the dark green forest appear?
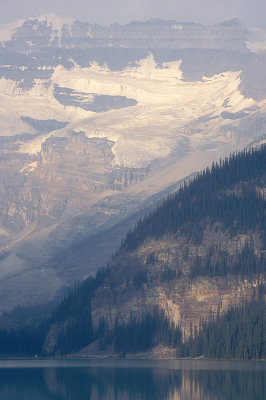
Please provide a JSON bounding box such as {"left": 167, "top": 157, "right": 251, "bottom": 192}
{"left": 121, "top": 145, "right": 265, "bottom": 254}
{"left": 99, "top": 296, "right": 266, "bottom": 360}
{"left": 189, "top": 242, "right": 265, "bottom": 278}
{"left": 179, "top": 294, "right": 266, "bottom": 360}
{"left": 0, "top": 296, "right": 264, "bottom": 360}
{"left": 0, "top": 145, "right": 265, "bottom": 358}
{"left": 100, "top": 307, "right": 182, "bottom": 356}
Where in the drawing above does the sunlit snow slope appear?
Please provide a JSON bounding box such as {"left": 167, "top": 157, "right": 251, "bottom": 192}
{"left": 0, "top": 16, "right": 266, "bottom": 310}
{"left": 0, "top": 55, "right": 259, "bottom": 165}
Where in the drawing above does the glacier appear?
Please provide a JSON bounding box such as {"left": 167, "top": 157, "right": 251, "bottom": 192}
{"left": 0, "top": 15, "right": 265, "bottom": 310}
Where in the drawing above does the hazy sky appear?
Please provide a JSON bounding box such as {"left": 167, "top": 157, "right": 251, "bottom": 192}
{"left": 1, "top": 0, "right": 265, "bottom": 27}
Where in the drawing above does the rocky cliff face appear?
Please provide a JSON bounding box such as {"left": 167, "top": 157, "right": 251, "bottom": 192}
{"left": 0, "top": 129, "right": 149, "bottom": 310}
{"left": 0, "top": 15, "right": 266, "bottom": 311}
{"left": 41, "top": 147, "right": 265, "bottom": 355}
{"left": 1, "top": 16, "right": 248, "bottom": 52}
{"left": 43, "top": 228, "right": 265, "bottom": 355}
{"left": 90, "top": 228, "right": 265, "bottom": 338}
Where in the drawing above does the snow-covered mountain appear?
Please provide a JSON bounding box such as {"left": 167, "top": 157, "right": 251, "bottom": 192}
{"left": 0, "top": 15, "right": 266, "bottom": 311}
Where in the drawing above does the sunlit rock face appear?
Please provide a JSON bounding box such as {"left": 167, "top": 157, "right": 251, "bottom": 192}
{"left": 0, "top": 15, "right": 266, "bottom": 310}
{"left": 88, "top": 230, "right": 265, "bottom": 339}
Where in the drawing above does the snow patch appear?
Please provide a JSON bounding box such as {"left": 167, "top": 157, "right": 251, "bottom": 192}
{"left": 34, "top": 14, "right": 73, "bottom": 45}
{"left": 34, "top": 13, "right": 74, "bottom": 32}
{"left": 0, "top": 77, "right": 24, "bottom": 95}
{"left": 19, "top": 134, "right": 52, "bottom": 155}
{"left": 111, "top": 137, "right": 172, "bottom": 168}
{"left": 0, "top": 55, "right": 257, "bottom": 167}
{"left": 0, "top": 104, "right": 36, "bottom": 136}
{"left": 0, "top": 14, "right": 74, "bottom": 44}
{"left": 0, "top": 19, "right": 25, "bottom": 41}
{"left": 20, "top": 162, "right": 38, "bottom": 175}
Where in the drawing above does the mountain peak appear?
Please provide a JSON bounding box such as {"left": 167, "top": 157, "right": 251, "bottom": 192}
{"left": 0, "top": 14, "right": 74, "bottom": 42}
{"left": 27, "top": 13, "right": 74, "bottom": 29}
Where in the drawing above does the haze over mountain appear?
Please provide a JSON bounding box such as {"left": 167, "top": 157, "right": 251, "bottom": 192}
{"left": 2, "top": 0, "right": 266, "bottom": 28}
{"left": 2, "top": 146, "right": 265, "bottom": 359}
{"left": 0, "top": 14, "right": 266, "bottom": 311}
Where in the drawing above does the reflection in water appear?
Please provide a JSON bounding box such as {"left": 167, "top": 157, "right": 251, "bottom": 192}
{"left": 0, "top": 367, "right": 181, "bottom": 400}
{"left": 0, "top": 361, "right": 264, "bottom": 400}
{"left": 189, "top": 369, "right": 266, "bottom": 400}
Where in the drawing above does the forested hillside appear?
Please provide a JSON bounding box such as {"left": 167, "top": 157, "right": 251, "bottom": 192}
{"left": 122, "top": 147, "right": 265, "bottom": 256}
{"left": 0, "top": 145, "right": 265, "bottom": 358}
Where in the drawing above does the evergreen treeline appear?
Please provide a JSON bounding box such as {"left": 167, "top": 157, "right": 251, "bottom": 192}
{"left": 0, "top": 146, "right": 265, "bottom": 358}
{"left": 0, "top": 267, "right": 110, "bottom": 356}
{"left": 98, "top": 308, "right": 182, "bottom": 355}
{"left": 51, "top": 266, "right": 109, "bottom": 324}
{"left": 190, "top": 242, "right": 265, "bottom": 278}
{"left": 47, "top": 266, "right": 110, "bottom": 354}
{"left": 179, "top": 297, "right": 266, "bottom": 360}
{"left": 121, "top": 145, "right": 266, "bottom": 253}
{"left": 0, "top": 323, "right": 47, "bottom": 356}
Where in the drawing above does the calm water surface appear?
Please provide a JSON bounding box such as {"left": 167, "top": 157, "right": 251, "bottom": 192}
{"left": 0, "top": 358, "right": 265, "bottom": 400}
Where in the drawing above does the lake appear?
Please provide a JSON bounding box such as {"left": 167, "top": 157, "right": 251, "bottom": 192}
{"left": 0, "top": 358, "right": 265, "bottom": 399}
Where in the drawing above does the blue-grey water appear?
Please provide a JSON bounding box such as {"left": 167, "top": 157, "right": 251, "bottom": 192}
{"left": 0, "top": 359, "right": 265, "bottom": 400}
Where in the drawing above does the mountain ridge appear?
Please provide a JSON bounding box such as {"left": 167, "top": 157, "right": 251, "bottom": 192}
{"left": 0, "top": 15, "right": 266, "bottom": 311}
{"left": 2, "top": 146, "right": 263, "bottom": 358}
{"left": 45, "top": 146, "right": 265, "bottom": 357}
